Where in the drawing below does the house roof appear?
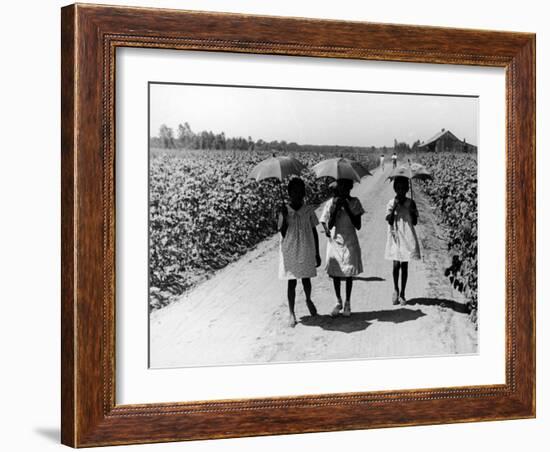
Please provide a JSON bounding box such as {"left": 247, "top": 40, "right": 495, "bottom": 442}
{"left": 419, "top": 129, "right": 461, "bottom": 148}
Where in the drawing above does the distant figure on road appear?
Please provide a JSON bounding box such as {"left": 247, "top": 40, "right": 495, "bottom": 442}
{"left": 278, "top": 177, "right": 321, "bottom": 328}
{"left": 321, "top": 178, "right": 364, "bottom": 318}
{"left": 379, "top": 154, "right": 385, "bottom": 171}
{"left": 385, "top": 176, "right": 421, "bottom": 306}
{"left": 391, "top": 152, "right": 398, "bottom": 169}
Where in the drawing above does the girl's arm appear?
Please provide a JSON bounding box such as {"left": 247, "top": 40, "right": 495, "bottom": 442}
{"left": 342, "top": 200, "right": 362, "bottom": 230}
{"left": 327, "top": 199, "right": 341, "bottom": 230}
{"left": 386, "top": 199, "right": 398, "bottom": 226}
{"left": 410, "top": 199, "right": 419, "bottom": 226}
{"left": 312, "top": 227, "right": 321, "bottom": 267}
{"left": 321, "top": 221, "right": 331, "bottom": 238}
{"left": 279, "top": 205, "right": 289, "bottom": 238}
{"left": 350, "top": 213, "right": 362, "bottom": 230}
{"left": 319, "top": 201, "right": 331, "bottom": 237}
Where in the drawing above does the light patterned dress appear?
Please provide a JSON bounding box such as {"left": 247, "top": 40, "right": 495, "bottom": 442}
{"left": 278, "top": 204, "right": 319, "bottom": 280}
{"left": 320, "top": 197, "right": 364, "bottom": 277}
{"left": 384, "top": 198, "right": 421, "bottom": 262}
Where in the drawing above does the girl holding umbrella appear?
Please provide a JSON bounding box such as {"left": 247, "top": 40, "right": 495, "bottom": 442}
{"left": 313, "top": 157, "right": 369, "bottom": 317}
{"left": 249, "top": 154, "right": 320, "bottom": 328}
{"left": 385, "top": 164, "right": 431, "bottom": 305}
{"left": 320, "top": 178, "right": 365, "bottom": 317}
{"left": 278, "top": 177, "right": 321, "bottom": 327}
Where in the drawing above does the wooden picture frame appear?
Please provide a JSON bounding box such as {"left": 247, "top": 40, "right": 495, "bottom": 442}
{"left": 61, "top": 3, "right": 535, "bottom": 447}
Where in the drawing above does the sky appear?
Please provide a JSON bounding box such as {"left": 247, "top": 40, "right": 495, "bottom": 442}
{"left": 149, "top": 83, "right": 478, "bottom": 147}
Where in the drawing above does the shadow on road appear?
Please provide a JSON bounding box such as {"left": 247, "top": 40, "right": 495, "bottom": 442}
{"left": 300, "top": 308, "right": 426, "bottom": 333}
{"left": 352, "top": 276, "right": 386, "bottom": 282}
{"left": 406, "top": 297, "right": 469, "bottom": 314}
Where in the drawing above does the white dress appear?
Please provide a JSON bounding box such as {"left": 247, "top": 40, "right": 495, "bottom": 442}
{"left": 384, "top": 198, "right": 421, "bottom": 262}
{"left": 278, "top": 204, "right": 319, "bottom": 280}
{"left": 320, "top": 197, "right": 364, "bottom": 277}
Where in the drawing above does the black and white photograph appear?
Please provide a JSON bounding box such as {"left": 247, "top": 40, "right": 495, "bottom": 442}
{"left": 148, "top": 82, "right": 479, "bottom": 368}
{"left": 1, "top": 0, "right": 543, "bottom": 449}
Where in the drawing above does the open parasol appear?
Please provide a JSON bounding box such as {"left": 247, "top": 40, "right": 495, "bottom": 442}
{"left": 387, "top": 163, "right": 433, "bottom": 198}
{"left": 311, "top": 157, "right": 372, "bottom": 183}
{"left": 248, "top": 154, "right": 306, "bottom": 202}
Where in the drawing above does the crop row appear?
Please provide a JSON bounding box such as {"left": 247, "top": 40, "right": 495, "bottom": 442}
{"left": 149, "top": 148, "right": 376, "bottom": 310}
{"left": 416, "top": 153, "right": 478, "bottom": 314}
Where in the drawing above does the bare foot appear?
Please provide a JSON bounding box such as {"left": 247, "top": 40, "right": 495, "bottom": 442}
{"left": 392, "top": 291, "right": 399, "bottom": 305}
{"left": 306, "top": 299, "right": 318, "bottom": 316}
{"left": 288, "top": 314, "right": 297, "bottom": 328}
{"left": 343, "top": 300, "right": 351, "bottom": 317}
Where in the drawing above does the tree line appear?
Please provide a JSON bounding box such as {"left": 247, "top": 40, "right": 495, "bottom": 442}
{"left": 150, "top": 122, "right": 408, "bottom": 154}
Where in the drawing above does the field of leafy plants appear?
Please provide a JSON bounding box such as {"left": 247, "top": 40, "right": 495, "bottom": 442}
{"left": 416, "top": 152, "right": 478, "bottom": 315}
{"left": 149, "top": 148, "right": 376, "bottom": 310}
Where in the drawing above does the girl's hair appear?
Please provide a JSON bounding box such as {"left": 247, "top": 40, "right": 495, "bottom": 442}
{"left": 287, "top": 177, "right": 305, "bottom": 194}
{"left": 393, "top": 176, "right": 410, "bottom": 192}
{"left": 337, "top": 178, "right": 354, "bottom": 192}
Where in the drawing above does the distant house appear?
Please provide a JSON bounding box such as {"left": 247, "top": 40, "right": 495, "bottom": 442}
{"left": 418, "top": 128, "right": 477, "bottom": 153}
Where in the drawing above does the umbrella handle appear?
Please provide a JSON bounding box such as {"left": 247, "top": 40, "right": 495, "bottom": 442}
{"left": 408, "top": 159, "right": 414, "bottom": 200}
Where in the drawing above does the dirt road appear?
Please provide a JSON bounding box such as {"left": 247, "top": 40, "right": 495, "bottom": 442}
{"left": 149, "top": 165, "right": 477, "bottom": 368}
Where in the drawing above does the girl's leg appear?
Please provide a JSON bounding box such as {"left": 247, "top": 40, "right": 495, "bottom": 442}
{"left": 331, "top": 277, "right": 343, "bottom": 316}
{"left": 332, "top": 277, "right": 342, "bottom": 300}
{"left": 392, "top": 261, "right": 400, "bottom": 304}
{"left": 399, "top": 262, "right": 409, "bottom": 303}
{"left": 345, "top": 277, "right": 353, "bottom": 301}
{"left": 302, "top": 278, "right": 317, "bottom": 316}
{"left": 343, "top": 277, "right": 353, "bottom": 316}
{"left": 302, "top": 278, "right": 312, "bottom": 300}
{"left": 287, "top": 279, "right": 297, "bottom": 327}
